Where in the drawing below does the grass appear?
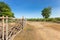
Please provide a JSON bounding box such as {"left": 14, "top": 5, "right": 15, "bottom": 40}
{"left": 39, "top": 22, "right": 60, "bottom": 31}
{"left": 13, "top": 23, "right": 37, "bottom": 40}
{"left": 13, "top": 21, "right": 60, "bottom": 40}
{"left": 27, "top": 18, "right": 60, "bottom": 23}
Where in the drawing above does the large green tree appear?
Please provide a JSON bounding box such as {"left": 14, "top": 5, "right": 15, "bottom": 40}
{"left": 0, "top": 2, "right": 14, "bottom": 17}
{"left": 41, "top": 7, "right": 52, "bottom": 18}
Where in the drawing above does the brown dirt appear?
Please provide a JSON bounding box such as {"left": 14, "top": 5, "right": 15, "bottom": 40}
{"left": 13, "top": 21, "right": 60, "bottom": 40}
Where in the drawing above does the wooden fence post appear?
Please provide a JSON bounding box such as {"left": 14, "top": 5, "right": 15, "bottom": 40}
{"left": 22, "top": 16, "right": 24, "bottom": 29}
{"left": 2, "top": 16, "right": 4, "bottom": 40}
{"left": 6, "top": 16, "right": 8, "bottom": 40}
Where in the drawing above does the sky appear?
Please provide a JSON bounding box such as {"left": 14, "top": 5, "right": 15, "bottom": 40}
{"left": 0, "top": 0, "right": 60, "bottom": 18}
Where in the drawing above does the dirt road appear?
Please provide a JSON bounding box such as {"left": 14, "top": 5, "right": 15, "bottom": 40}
{"left": 27, "top": 21, "right": 60, "bottom": 40}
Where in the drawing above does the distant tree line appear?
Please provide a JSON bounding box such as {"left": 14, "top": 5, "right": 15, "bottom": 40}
{"left": 27, "top": 7, "right": 60, "bottom": 22}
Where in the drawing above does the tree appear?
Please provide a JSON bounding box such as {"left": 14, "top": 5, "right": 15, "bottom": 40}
{"left": 41, "top": 7, "right": 51, "bottom": 18}
{"left": 0, "top": 2, "right": 14, "bottom": 17}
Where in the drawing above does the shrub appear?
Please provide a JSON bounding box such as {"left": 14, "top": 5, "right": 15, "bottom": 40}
{"left": 27, "top": 18, "right": 60, "bottom": 22}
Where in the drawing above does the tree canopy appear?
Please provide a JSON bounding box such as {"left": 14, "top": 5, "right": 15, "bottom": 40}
{"left": 0, "top": 2, "right": 14, "bottom": 17}
{"left": 41, "top": 7, "right": 52, "bottom": 18}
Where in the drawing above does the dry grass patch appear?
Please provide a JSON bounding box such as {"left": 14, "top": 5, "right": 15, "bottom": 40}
{"left": 27, "top": 21, "right": 60, "bottom": 31}
{"left": 39, "top": 22, "right": 60, "bottom": 31}
{"left": 13, "top": 23, "right": 37, "bottom": 40}
{"left": 13, "top": 21, "right": 60, "bottom": 40}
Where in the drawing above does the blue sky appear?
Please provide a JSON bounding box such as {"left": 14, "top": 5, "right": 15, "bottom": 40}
{"left": 0, "top": 0, "right": 60, "bottom": 18}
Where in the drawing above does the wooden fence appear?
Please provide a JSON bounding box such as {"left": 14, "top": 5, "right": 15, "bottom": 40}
{"left": 0, "top": 16, "right": 26, "bottom": 40}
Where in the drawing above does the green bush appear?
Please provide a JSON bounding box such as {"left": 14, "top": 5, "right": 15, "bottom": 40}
{"left": 27, "top": 18, "right": 60, "bottom": 22}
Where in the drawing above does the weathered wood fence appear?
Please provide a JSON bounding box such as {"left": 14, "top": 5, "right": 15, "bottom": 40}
{"left": 0, "top": 16, "right": 26, "bottom": 40}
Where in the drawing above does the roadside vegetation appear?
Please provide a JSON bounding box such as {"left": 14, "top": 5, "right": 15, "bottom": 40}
{"left": 27, "top": 7, "right": 60, "bottom": 23}
{"left": 27, "top": 18, "right": 60, "bottom": 23}
{"left": 0, "top": 2, "right": 14, "bottom": 17}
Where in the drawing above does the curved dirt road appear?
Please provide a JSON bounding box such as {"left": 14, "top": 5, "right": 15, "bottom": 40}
{"left": 27, "top": 21, "right": 60, "bottom": 40}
